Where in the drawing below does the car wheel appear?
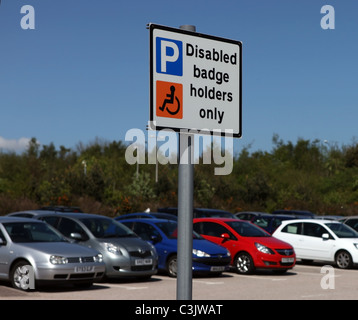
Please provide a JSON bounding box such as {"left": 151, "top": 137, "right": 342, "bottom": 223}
{"left": 335, "top": 250, "right": 353, "bottom": 269}
{"left": 234, "top": 252, "right": 255, "bottom": 274}
{"left": 10, "top": 260, "right": 35, "bottom": 291}
{"left": 167, "top": 255, "right": 177, "bottom": 278}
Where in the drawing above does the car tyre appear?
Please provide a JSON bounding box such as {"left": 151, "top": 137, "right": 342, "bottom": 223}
{"left": 234, "top": 252, "right": 255, "bottom": 274}
{"left": 10, "top": 260, "right": 35, "bottom": 291}
{"left": 335, "top": 250, "right": 353, "bottom": 269}
{"left": 167, "top": 255, "right": 177, "bottom": 278}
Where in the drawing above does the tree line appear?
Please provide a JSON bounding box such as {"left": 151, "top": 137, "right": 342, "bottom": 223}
{"left": 1, "top": 135, "right": 358, "bottom": 217}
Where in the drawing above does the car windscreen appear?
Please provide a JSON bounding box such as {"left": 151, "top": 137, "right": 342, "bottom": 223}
{"left": 79, "top": 217, "right": 137, "bottom": 238}
{"left": 226, "top": 221, "right": 270, "bottom": 237}
{"left": 155, "top": 221, "right": 202, "bottom": 239}
{"left": 325, "top": 223, "right": 358, "bottom": 238}
{"left": 4, "top": 222, "right": 65, "bottom": 243}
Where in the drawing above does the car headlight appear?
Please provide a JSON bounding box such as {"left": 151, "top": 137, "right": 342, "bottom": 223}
{"left": 193, "top": 249, "right": 210, "bottom": 257}
{"left": 105, "top": 243, "right": 122, "bottom": 255}
{"left": 94, "top": 253, "right": 103, "bottom": 263}
{"left": 255, "top": 243, "right": 275, "bottom": 255}
{"left": 50, "top": 255, "right": 68, "bottom": 265}
{"left": 354, "top": 243, "right": 358, "bottom": 250}
{"left": 226, "top": 249, "right": 231, "bottom": 257}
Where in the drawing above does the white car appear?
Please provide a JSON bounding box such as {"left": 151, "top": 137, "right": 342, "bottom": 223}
{"left": 273, "top": 219, "right": 358, "bottom": 269}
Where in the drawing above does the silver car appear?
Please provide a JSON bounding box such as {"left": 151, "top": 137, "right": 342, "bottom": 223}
{"left": 0, "top": 217, "right": 105, "bottom": 291}
{"left": 34, "top": 212, "right": 158, "bottom": 279}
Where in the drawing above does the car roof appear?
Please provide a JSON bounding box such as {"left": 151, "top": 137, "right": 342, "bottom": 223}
{"left": 252, "top": 213, "right": 294, "bottom": 219}
{"left": 120, "top": 218, "right": 177, "bottom": 224}
{"left": 273, "top": 210, "right": 315, "bottom": 216}
{"left": 34, "top": 211, "right": 111, "bottom": 220}
{"left": 194, "top": 208, "right": 231, "bottom": 213}
{"left": 193, "top": 217, "right": 240, "bottom": 222}
{"left": 117, "top": 212, "right": 177, "bottom": 218}
{"left": 235, "top": 211, "right": 269, "bottom": 214}
{"left": 341, "top": 215, "right": 358, "bottom": 219}
{"left": 279, "top": 218, "right": 341, "bottom": 224}
{"left": 0, "top": 216, "right": 45, "bottom": 223}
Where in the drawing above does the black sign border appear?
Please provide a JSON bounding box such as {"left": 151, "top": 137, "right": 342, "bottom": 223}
{"left": 149, "top": 23, "right": 242, "bottom": 138}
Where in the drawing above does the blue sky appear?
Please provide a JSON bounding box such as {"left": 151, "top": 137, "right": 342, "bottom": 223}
{"left": 0, "top": 0, "right": 357, "bottom": 155}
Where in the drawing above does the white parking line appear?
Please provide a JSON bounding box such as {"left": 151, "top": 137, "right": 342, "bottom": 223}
{"left": 193, "top": 280, "right": 225, "bottom": 285}
{"left": 106, "top": 284, "right": 149, "bottom": 290}
{"left": 230, "top": 273, "right": 287, "bottom": 281}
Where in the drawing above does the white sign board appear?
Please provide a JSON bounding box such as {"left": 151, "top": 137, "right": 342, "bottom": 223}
{"left": 149, "top": 24, "right": 242, "bottom": 138}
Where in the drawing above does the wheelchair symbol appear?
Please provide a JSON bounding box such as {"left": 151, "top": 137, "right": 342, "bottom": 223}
{"left": 156, "top": 81, "right": 183, "bottom": 119}
{"left": 159, "top": 85, "right": 181, "bottom": 115}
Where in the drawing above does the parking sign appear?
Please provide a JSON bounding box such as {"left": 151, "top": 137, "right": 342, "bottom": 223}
{"left": 149, "top": 23, "right": 242, "bottom": 138}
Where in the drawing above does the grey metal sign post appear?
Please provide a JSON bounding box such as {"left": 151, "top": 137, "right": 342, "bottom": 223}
{"left": 149, "top": 22, "right": 242, "bottom": 300}
{"left": 176, "top": 24, "right": 196, "bottom": 301}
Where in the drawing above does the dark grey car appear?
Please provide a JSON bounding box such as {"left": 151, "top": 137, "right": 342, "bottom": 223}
{"left": 33, "top": 212, "right": 158, "bottom": 279}
{"left": 0, "top": 217, "right": 105, "bottom": 291}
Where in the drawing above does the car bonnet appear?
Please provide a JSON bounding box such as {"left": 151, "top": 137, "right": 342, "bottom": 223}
{"left": 192, "top": 238, "right": 229, "bottom": 254}
{"left": 97, "top": 236, "right": 152, "bottom": 252}
{"left": 11, "top": 241, "right": 101, "bottom": 257}
{"left": 253, "top": 235, "right": 293, "bottom": 249}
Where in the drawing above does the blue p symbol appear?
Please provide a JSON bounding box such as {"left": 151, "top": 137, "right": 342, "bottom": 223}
{"left": 156, "top": 37, "right": 182, "bottom": 76}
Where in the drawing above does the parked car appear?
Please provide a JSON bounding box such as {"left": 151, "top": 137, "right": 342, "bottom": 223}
{"left": 251, "top": 214, "right": 297, "bottom": 234}
{"left": 234, "top": 211, "right": 269, "bottom": 221}
{"left": 157, "top": 207, "right": 236, "bottom": 219}
{"left": 120, "top": 218, "right": 231, "bottom": 277}
{"left": 273, "top": 219, "right": 358, "bottom": 269}
{"left": 116, "top": 212, "right": 177, "bottom": 221}
{"left": 272, "top": 210, "right": 315, "bottom": 218}
{"left": 33, "top": 212, "right": 158, "bottom": 279}
{"left": 193, "top": 218, "right": 296, "bottom": 274}
{"left": 0, "top": 217, "right": 105, "bottom": 291}
{"left": 340, "top": 216, "right": 358, "bottom": 231}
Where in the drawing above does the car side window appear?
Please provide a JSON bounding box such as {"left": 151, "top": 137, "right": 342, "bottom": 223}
{"left": 303, "top": 223, "right": 329, "bottom": 238}
{"left": 0, "top": 229, "right": 6, "bottom": 243}
{"left": 253, "top": 217, "right": 269, "bottom": 228}
{"left": 57, "top": 217, "right": 89, "bottom": 241}
{"left": 281, "top": 222, "right": 302, "bottom": 235}
{"left": 345, "top": 219, "right": 358, "bottom": 231}
{"left": 197, "top": 222, "right": 232, "bottom": 238}
{"left": 272, "top": 218, "right": 283, "bottom": 230}
{"left": 132, "top": 222, "right": 160, "bottom": 241}
{"left": 39, "top": 216, "right": 60, "bottom": 227}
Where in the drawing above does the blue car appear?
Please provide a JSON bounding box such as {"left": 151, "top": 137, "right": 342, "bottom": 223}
{"left": 118, "top": 218, "right": 231, "bottom": 277}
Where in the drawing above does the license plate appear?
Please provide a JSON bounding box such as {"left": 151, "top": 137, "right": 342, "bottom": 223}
{"left": 281, "top": 257, "right": 294, "bottom": 263}
{"left": 210, "top": 266, "right": 225, "bottom": 272}
{"left": 135, "top": 258, "right": 152, "bottom": 266}
{"left": 75, "top": 266, "right": 95, "bottom": 273}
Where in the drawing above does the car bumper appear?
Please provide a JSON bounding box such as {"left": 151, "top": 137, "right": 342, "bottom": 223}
{"left": 253, "top": 252, "right": 296, "bottom": 270}
{"left": 104, "top": 255, "right": 158, "bottom": 278}
{"left": 192, "top": 256, "right": 231, "bottom": 273}
{"left": 36, "top": 263, "right": 105, "bottom": 281}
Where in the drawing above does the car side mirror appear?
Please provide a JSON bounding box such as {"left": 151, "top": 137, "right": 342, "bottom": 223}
{"left": 221, "top": 233, "right": 231, "bottom": 242}
{"left": 70, "top": 232, "right": 83, "bottom": 241}
{"left": 322, "top": 233, "right": 330, "bottom": 240}
{"left": 0, "top": 238, "right": 6, "bottom": 246}
{"left": 150, "top": 235, "right": 161, "bottom": 244}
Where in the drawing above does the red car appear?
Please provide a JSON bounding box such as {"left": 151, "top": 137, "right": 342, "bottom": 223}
{"left": 193, "top": 218, "right": 296, "bottom": 274}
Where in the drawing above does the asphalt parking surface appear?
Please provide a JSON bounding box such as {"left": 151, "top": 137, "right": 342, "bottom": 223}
{"left": 1, "top": 261, "right": 358, "bottom": 300}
